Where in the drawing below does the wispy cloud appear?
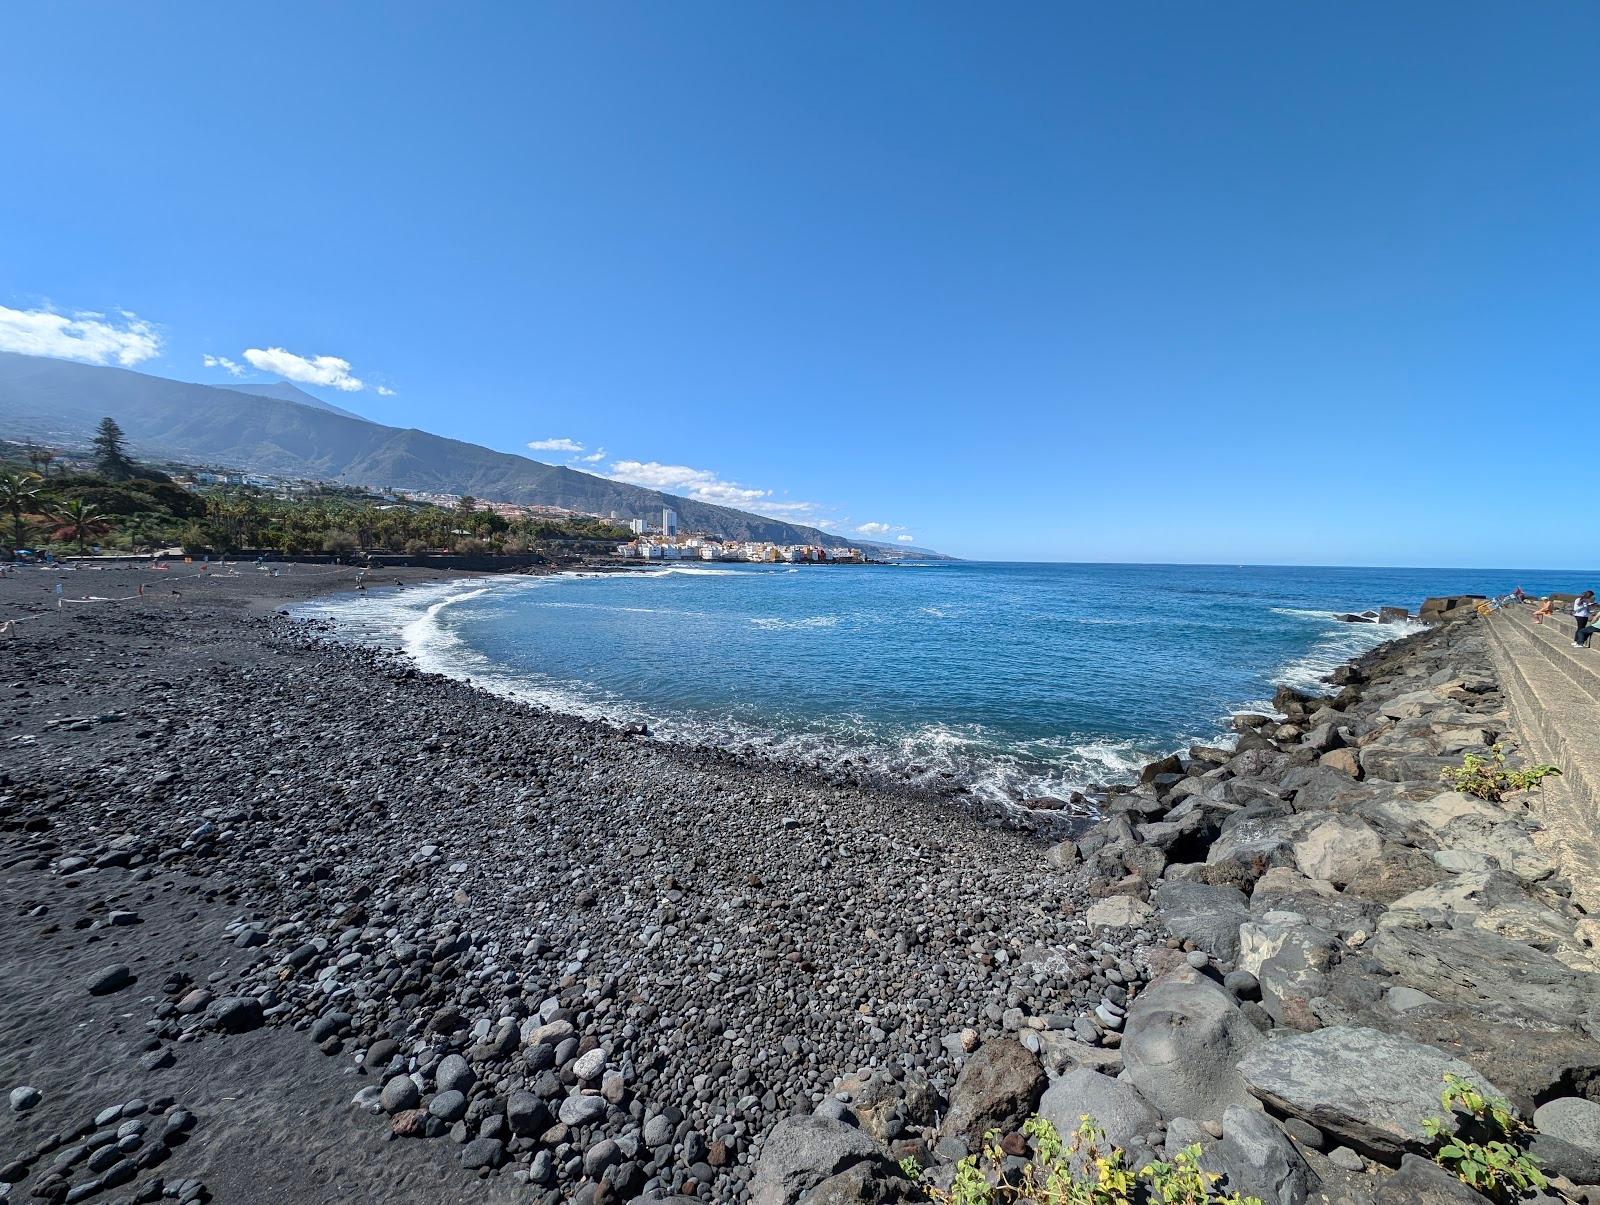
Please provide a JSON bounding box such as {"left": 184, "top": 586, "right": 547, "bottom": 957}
{"left": 202, "top": 353, "right": 245, "bottom": 377}
{"left": 375, "top": 384, "right": 396, "bottom": 397}
{"left": 606, "top": 459, "right": 770, "bottom": 507}
{"left": 526, "top": 437, "right": 919, "bottom": 541}
{"left": 896, "top": 534, "right": 916, "bottom": 543}
{"left": 0, "top": 304, "right": 161, "bottom": 366}
{"left": 242, "top": 346, "right": 365, "bottom": 392}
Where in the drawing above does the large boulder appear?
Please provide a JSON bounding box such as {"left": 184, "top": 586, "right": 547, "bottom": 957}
{"left": 1167, "top": 1106, "right": 1310, "bottom": 1205}
{"left": 1238, "top": 1025, "right": 1502, "bottom": 1158}
{"left": 1085, "top": 895, "right": 1154, "bottom": 932}
{"left": 938, "top": 1039, "right": 1046, "bottom": 1145}
{"left": 1038, "top": 1067, "right": 1159, "bottom": 1150}
{"left": 1290, "top": 815, "right": 1383, "bottom": 886}
{"left": 1153, "top": 880, "right": 1250, "bottom": 963}
{"left": 832, "top": 1069, "right": 940, "bottom": 1144}
{"left": 1370, "top": 920, "right": 1600, "bottom": 1035}
{"left": 1238, "top": 913, "right": 1340, "bottom": 1031}
{"left": 1121, "top": 966, "right": 1262, "bottom": 1120}
{"left": 752, "top": 1116, "right": 893, "bottom": 1205}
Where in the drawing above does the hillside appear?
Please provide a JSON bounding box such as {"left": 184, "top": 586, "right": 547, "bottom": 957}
{"left": 211, "top": 380, "right": 366, "bottom": 421}
{"left": 0, "top": 352, "right": 923, "bottom": 551}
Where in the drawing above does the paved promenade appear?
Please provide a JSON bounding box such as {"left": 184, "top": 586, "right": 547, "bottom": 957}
{"left": 1485, "top": 604, "right": 1600, "bottom": 905}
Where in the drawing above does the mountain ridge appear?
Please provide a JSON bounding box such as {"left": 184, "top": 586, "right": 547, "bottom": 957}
{"left": 0, "top": 352, "right": 937, "bottom": 554}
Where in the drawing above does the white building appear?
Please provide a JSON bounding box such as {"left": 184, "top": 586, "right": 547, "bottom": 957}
{"left": 629, "top": 518, "right": 646, "bottom": 536}
{"left": 662, "top": 508, "right": 678, "bottom": 538}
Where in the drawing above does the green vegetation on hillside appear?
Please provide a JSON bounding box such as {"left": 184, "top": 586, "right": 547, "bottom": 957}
{"left": 1, "top": 429, "right": 628, "bottom": 558}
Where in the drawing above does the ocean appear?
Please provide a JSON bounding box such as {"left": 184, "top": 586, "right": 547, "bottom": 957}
{"left": 295, "top": 561, "right": 1589, "bottom": 808}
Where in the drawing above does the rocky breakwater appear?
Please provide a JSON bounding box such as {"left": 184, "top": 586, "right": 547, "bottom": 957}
{"left": 755, "top": 615, "right": 1600, "bottom": 1203}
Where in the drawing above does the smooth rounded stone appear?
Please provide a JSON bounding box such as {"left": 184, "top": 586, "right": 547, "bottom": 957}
{"left": 460, "top": 1137, "right": 504, "bottom": 1170}
{"left": 813, "top": 1099, "right": 856, "bottom": 1126}
{"left": 1038, "top": 1068, "right": 1158, "bottom": 1151}
{"left": 1280, "top": 1118, "right": 1324, "bottom": 1150}
{"left": 9, "top": 1086, "right": 41, "bottom": 1112}
{"left": 380, "top": 1075, "right": 421, "bottom": 1114}
{"left": 308, "top": 1012, "right": 349, "bottom": 1044}
{"left": 1184, "top": 951, "right": 1209, "bottom": 971}
{"left": 1239, "top": 1026, "right": 1502, "bottom": 1158}
{"left": 85, "top": 964, "right": 133, "bottom": 995}
{"left": 1223, "top": 970, "right": 1260, "bottom": 1001}
{"left": 1533, "top": 1097, "right": 1600, "bottom": 1155}
{"left": 435, "top": 1053, "right": 475, "bottom": 1095}
{"left": 559, "top": 1092, "right": 607, "bottom": 1127}
{"left": 1121, "top": 967, "right": 1262, "bottom": 1121}
{"left": 583, "top": 1138, "right": 621, "bottom": 1177}
{"left": 429, "top": 1090, "right": 468, "bottom": 1123}
{"left": 528, "top": 1149, "right": 554, "bottom": 1184}
{"left": 938, "top": 1038, "right": 1046, "bottom": 1145}
{"left": 506, "top": 1091, "right": 550, "bottom": 1137}
{"left": 642, "top": 1112, "right": 675, "bottom": 1149}
{"left": 572, "top": 1048, "right": 606, "bottom": 1081}
{"left": 206, "top": 996, "right": 264, "bottom": 1033}
{"left": 1527, "top": 1097, "right": 1600, "bottom": 1183}
{"left": 350, "top": 1086, "right": 382, "bottom": 1112}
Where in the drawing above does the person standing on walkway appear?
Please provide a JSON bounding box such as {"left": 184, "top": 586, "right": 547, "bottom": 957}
{"left": 1574, "top": 590, "right": 1597, "bottom": 646}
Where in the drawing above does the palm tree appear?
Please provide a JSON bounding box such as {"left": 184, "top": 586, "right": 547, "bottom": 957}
{"left": 0, "top": 470, "right": 43, "bottom": 556}
{"left": 24, "top": 445, "right": 56, "bottom": 477}
{"left": 51, "top": 499, "right": 112, "bottom": 555}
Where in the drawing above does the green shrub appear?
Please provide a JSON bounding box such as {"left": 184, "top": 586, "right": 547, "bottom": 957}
{"left": 901, "top": 1115, "right": 1261, "bottom": 1205}
{"left": 1441, "top": 746, "right": 1560, "bottom": 802}
{"left": 1423, "top": 1074, "right": 1546, "bottom": 1200}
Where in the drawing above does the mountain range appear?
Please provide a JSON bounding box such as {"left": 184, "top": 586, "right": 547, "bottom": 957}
{"left": 0, "top": 351, "right": 939, "bottom": 554}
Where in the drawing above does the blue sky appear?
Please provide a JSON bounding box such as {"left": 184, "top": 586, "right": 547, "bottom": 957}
{"left": 1, "top": 3, "right": 1596, "bottom": 565}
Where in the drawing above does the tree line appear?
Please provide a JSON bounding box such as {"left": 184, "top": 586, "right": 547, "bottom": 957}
{"left": 1, "top": 417, "right": 629, "bottom": 558}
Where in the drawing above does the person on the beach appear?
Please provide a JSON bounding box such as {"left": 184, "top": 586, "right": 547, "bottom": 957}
{"left": 1575, "top": 591, "right": 1597, "bottom": 645}
{"left": 1513, "top": 585, "right": 1527, "bottom": 603}
{"left": 1533, "top": 597, "right": 1555, "bottom": 624}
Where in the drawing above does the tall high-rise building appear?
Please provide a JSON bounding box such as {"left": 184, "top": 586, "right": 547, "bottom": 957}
{"left": 629, "top": 518, "right": 646, "bottom": 535}
{"left": 662, "top": 507, "right": 678, "bottom": 538}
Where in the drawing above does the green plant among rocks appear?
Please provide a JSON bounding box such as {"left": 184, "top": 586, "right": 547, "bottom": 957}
{"left": 900, "top": 1116, "right": 1262, "bottom": 1205}
{"left": 1423, "top": 1073, "right": 1547, "bottom": 1200}
{"left": 1440, "top": 745, "right": 1561, "bottom": 802}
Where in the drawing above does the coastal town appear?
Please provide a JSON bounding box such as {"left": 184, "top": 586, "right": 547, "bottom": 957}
{"left": 613, "top": 508, "right": 866, "bottom": 564}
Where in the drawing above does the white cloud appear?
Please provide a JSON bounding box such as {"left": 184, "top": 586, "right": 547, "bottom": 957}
{"left": 606, "top": 459, "right": 770, "bottom": 507}
{"left": 202, "top": 354, "right": 245, "bottom": 377}
{"left": 527, "top": 437, "right": 587, "bottom": 453}
{"left": 0, "top": 304, "right": 161, "bottom": 366}
{"left": 578, "top": 447, "right": 606, "bottom": 463}
{"left": 896, "top": 534, "right": 916, "bottom": 543}
{"left": 375, "top": 385, "right": 396, "bottom": 397}
{"left": 242, "top": 346, "right": 365, "bottom": 392}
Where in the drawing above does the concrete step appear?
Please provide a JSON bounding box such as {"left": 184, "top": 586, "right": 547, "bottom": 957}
{"left": 1482, "top": 612, "right": 1600, "bottom": 906}
{"left": 1485, "top": 612, "right": 1600, "bottom": 817}
{"left": 1515, "top": 613, "right": 1600, "bottom": 704}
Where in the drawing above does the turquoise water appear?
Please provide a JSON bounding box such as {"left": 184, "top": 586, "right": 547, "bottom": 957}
{"left": 299, "top": 562, "right": 1591, "bottom": 806}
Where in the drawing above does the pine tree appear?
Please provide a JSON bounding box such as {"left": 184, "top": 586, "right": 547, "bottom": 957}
{"left": 91, "top": 416, "right": 137, "bottom": 480}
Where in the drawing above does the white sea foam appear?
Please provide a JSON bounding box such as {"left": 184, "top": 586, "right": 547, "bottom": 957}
{"left": 749, "top": 615, "right": 839, "bottom": 631}
{"left": 1269, "top": 610, "right": 1427, "bottom": 694}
